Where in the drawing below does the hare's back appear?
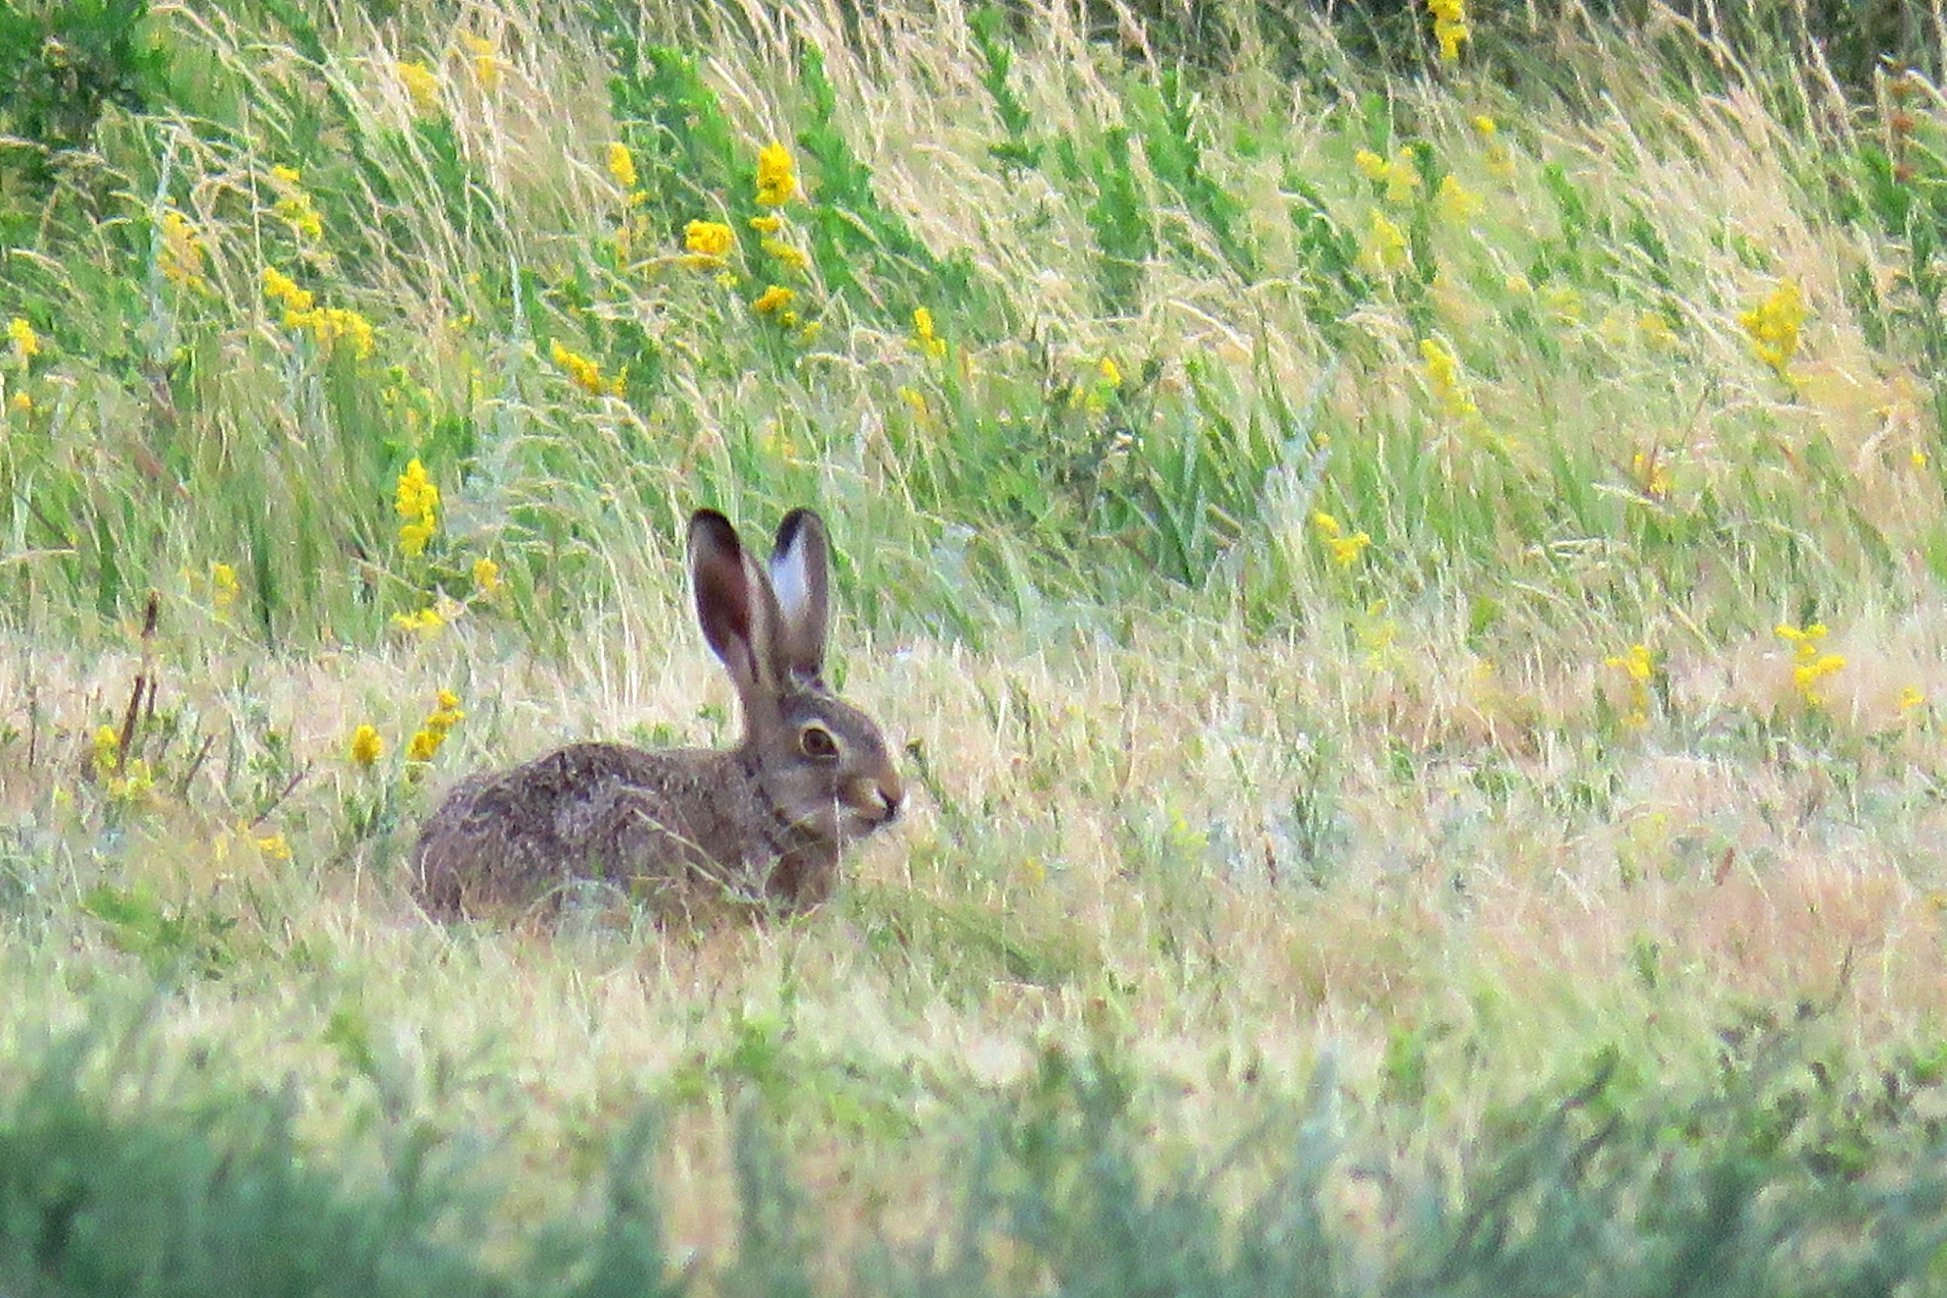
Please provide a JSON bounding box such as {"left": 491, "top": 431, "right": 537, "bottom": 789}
{"left": 413, "top": 741, "right": 735, "bottom": 914}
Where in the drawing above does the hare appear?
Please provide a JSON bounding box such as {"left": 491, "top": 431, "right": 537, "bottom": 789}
{"left": 412, "top": 507, "right": 905, "bottom": 919}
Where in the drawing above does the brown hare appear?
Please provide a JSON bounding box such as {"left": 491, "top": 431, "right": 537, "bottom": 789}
{"left": 412, "top": 507, "right": 904, "bottom": 919}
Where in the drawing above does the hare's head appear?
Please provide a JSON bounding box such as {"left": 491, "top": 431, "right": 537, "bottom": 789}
{"left": 690, "top": 507, "right": 904, "bottom": 844}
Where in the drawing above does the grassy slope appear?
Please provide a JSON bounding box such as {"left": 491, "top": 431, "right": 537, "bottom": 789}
{"left": 4, "top": 0, "right": 1947, "bottom": 1287}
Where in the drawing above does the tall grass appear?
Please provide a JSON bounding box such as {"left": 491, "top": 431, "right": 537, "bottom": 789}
{"left": 5, "top": 0, "right": 1947, "bottom": 1288}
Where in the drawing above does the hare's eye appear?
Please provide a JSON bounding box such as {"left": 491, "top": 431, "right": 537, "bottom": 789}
{"left": 798, "top": 723, "right": 840, "bottom": 761}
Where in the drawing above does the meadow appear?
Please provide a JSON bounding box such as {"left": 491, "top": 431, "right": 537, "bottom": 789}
{"left": 5, "top": 0, "right": 1947, "bottom": 1291}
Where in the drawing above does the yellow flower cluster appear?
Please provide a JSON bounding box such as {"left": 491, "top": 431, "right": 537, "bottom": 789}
{"left": 263, "top": 266, "right": 313, "bottom": 314}
{"left": 91, "top": 724, "right": 121, "bottom": 778}
{"left": 1428, "top": 0, "right": 1470, "bottom": 62}
{"left": 395, "top": 458, "right": 439, "bottom": 557}
{"left": 1355, "top": 146, "right": 1420, "bottom": 204}
{"left": 1739, "top": 278, "right": 1805, "bottom": 378}
{"left": 1603, "top": 643, "right": 1654, "bottom": 727}
{"left": 397, "top": 60, "right": 440, "bottom": 113}
{"left": 9, "top": 316, "right": 40, "bottom": 361}
{"left": 1359, "top": 210, "right": 1409, "bottom": 275}
{"left": 391, "top": 605, "right": 446, "bottom": 638}
{"left": 261, "top": 267, "right": 374, "bottom": 358}
{"left": 1776, "top": 622, "right": 1845, "bottom": 706}
{"left": 349, "top": 723, "right": 384, "bottom": 767}
{"left": 1419, "top": 337, "right": 1480, "bottom": 420}
{"left": 269, "top": 166, "right": 324, "bottom": 244}
{"left": 1435, "top": 175, "right": 1483, "bottom": 225}
{"left": 1630, "top": 450, "right": 1672, "bottom": 499}
{"left": 210, "top": 561, "right": 240, "bottom": 615}
{"left": 752, "top": 284, "right": 798, "bottom": 325}
{"left": 761, "top": 236, "right": 809, "bottom": 272}
{"left": 472, "top": 556, "right": 500, "bottom": 595}
{"left": 911, "top": 307, "right": 947, "bottom": 359}
{"left": 91, "top": 724, "right": 153, "bottom": 802}
{"left": 461, "top": 32, "right": 503, "bottom": 90}
{"left": 1312, "top": 511, "right": 1372, "bottom": 568}
{"left": 756, "top": 141, "right": 797, "bottom": 207}
{"left": 550, "top": 339, "right": 624, "bottom": 396}
{"left": 684, "top": 219, "right": 734, "bottom": 267}
{"left": 608, "top": 142, "right": 639, "bottom": 193}
{"left": 160, "top": 210, "right": 207, "bottom": 288}
{"left": 407, "top": 689, "right": 465, "bottom": 763}
{"left": 297, "top": 306, "right": 375, "bottom": 357}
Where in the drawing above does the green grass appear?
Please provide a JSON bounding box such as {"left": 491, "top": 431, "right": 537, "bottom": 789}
{"left": 5, "top": 0, "right": 1947, "bottom": 1290}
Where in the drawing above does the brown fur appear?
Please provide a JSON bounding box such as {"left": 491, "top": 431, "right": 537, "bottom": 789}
{"left": 410, "top": 508, "right": 903, "bottom": 920}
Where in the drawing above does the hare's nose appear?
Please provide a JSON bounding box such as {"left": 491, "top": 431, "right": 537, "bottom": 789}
{"left": 876, "top": 773, "right": 905, "bottom": 822}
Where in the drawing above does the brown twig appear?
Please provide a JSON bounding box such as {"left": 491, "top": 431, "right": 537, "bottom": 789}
{"left": 249, "top": 761, "right": 312, "bottom": 829}
{"left": 116, "top": 593, "right": 162, "bottom": 765}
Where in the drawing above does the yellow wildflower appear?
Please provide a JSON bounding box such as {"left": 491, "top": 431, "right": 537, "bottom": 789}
{"left": 752, "top": 284, "right": 796, "bottom": 317}
{"left": 1435, "top": 175, "right": 1483, "bottom": 224}
{"left": 896, "top": 385, "right": 930, "bottom": 423}
{"left": 1776, "top": 622, "right": 1844, "bottom": 706}
{"left": 1899, "top": 686, "right": 1927, "bottom": 712}
{"left": 210, "top": 561, "right": 239, "bottom": 614}
{"left": 268, "top": 166, "right": 324, "bottom": 242}
{"left": 607, "top": 142, "right": 638, "bottom": 192}
{"left": 256, "top": 832, "right": 293, "bottom": 861}
{"left": 761, "top": 237, "right": 809, "bottom": 272}
{"left": 911, "top": 307, "right": 947, "bottom": 359}
{"left": 349, "top": 723, "right": 384, "bottom": 767}
{"left": 92, "top": 725, "right": 121, "bottom": 778}
{"left": 395, "top": 458, "right": 439, "bottom": 557}
{"left": 685, "top": 220, "right": 735, "bottom": 260}
{"left": 397, "top": 60, "right": 440, "bottom": 113}
{"left": 1312, "top": 511, "right": 1372, "bottom": 568}
{"left": 1099, "top": 357, "right": 1122, "bottom": 387}
{"left": 261, "top": 266, "right": 314, "bottom": 314}
{"left": 1603, "top": 643, "right": 1655, "bottom": 727}
{"left": 1630, "top": 451, "right": 1671, "bottom": 499}
{"left": 748, "top": 214, "right": 783, "bottom": 235}
{"left": 756, "top": 141, "right": 797, "bottom": 207}
{"left": 406, "top": 689, "right": 465, "bottom": 763}
{"left": 391, "top": 606, "right": 446, "bottom": 638}
{"left": 8, "top": 392, "right": 29, "bottom": 414}
{"left": 461, "top": 33, "right": 504, "bottom": 90}
{"left": 159, "top": 210, "right": 207, "bottom": 287}
{"left": 1354, "top": 146, "right": 1420, "bottom": 205}
{"left": 106, "top": 759, "right": 155, "bottom": 805}
{"left": 1359, "top": 210, "right": 1410, "bottom": 275}
{"left": 1419, "top": 337, "right": 1479, "bottom": 420}
{"left": 8, "top": 317, "right": 40, "bottom": 361}
{"left": 549, "top": 339, "right": 622, "bottom": 395}
{"left": 284, "top": 305, "right": 375, "bottom": 358}
{"left": 472, "top": 556, "right": 500, "bottom": 595}
{"left": 1739, "top": 278, "right": 1805, "bottom": 378}
{"left": 1427, "top": 0, "right": 1469, "bottom": 61}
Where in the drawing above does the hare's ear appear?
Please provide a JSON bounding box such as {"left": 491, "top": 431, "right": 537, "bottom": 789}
{"left": 769, "top": 508, "right": 830, "bottom": 682}
{"left": 689, "top": 510, "right": 778, "bottom": 697}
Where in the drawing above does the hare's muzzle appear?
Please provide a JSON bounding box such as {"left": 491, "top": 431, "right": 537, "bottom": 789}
{"left": 846, "top": 770, "right": 904, "bottom": 829}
